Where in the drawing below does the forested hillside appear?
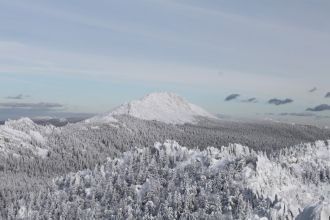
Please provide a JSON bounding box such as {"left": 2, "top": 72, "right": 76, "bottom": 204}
{"left": 0, "top": 116, "right": 330, "bottom": 219}
{"left": 5, "top": 140, "right": 330, "bottom": 219}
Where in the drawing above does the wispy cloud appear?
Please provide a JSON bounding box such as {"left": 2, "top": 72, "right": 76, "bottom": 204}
{"left": 268, "top": 98, "right": 293, "bottom": 105}
{"left": 159, "top": 0, "right": 326, "bottom": 34}
{"left": 5, "top": 93, "right": 29, "bottom": 100}
{"left": 306, "top": 104, "right": 330, "bottom": 112}
{"left": 278, "top": 112, "right": 315, "bottom": 117}
{"left": 309, "top": 87, "right": 317, "bottom": 93}
{"left": 325, "top": 92, "right": 330, "bottom": 98}
{"left": 1, "top": 1, "right": 213, "bottom": 50}
{"left": 6, "top": 94, "right": 23, "bottom": 100}
{"left": 315, "top": 115, "right": 330, "bottom": 119}
{"left": 241, "top": 97, "right": 257, "bottom": 103}
{"left": 0, "top": 101, "right": 65, "bottom": 120}
{"left": 0, "top": 102, "right": 63, "bottom": 110}
{"left": 0, "top": 40, "right": 222, "bottom": 86}
{"left": 225, "top": 94, "right": 240, "bottom": 101}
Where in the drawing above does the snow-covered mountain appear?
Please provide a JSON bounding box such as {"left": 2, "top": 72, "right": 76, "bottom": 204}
{"left": 86, "top": 92, "right": 216, "bottom": 124}
{"left": 1, "top": 100, "right": 330, "bottom": 219}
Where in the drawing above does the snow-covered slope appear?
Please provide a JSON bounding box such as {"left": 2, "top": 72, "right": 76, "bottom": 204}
{"left": 15, "top": 139, "right": 329, "bottom": 219}
{"left": 0, "top": 118, "right": 53, "bottom": 158}
{"left": 86, "top": 92, "right": 216, "bottom": 124}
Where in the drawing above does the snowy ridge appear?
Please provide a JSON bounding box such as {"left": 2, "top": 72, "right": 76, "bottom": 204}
{"left": 0, "top": 117, "right": 53, "bottom": 158}
{"left": 18, "top": 139, "right": 330, "bottom": 219}
{"left": 153, "top": 140, "right": 330, "bottom": 218}
{"left": 4, "top": 117, "right": 37, "bottom": 131}
{"left": 86, "top": 92, "right": 216, "bottom": 124}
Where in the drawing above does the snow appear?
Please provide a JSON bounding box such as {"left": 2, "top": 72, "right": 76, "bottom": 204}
{"left": 86, "top": 92, "right": 216, "bottom": 124}
{"left": 17, "top": 206, "right": 27, "bottom": 219}
{"left": 36, "top": 147, "right": 49, "bottom": 158}
{"left": 154, "top": 139, "right": 330, "bottom": 219}
{"left": 244, "top": 140, "right": 330, "bottom": 218}
{"left": 34, "top": 138, "right": 329, "bottom": 219}
{"left": 85, "top": 114, "right": 118, "bottom": 124}
{"left": 0, "top": 117, "right": 50, "bottom": 157}
{"left": 6, "top": 117, "right": 34, "bottom": 124}
{"left": 29, "top": 130, "right": 46, "bottom": 145}
{"left": 296, "top": 201, "right": 330, "bottom": 220}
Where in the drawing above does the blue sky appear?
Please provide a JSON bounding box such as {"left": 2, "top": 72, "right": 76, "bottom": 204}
{"left": 0, "top": 0, "right": 329, "bottom": 126}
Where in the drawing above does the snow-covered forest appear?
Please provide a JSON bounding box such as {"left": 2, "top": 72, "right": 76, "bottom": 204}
{"left": 0, "top": 93, "right": 329, "bottom": 219}
{"left": 1, "top": 0, "right": 330, "bottom": 215}
{"left": 3, "top": 140, "right": 330, "bottom": 219}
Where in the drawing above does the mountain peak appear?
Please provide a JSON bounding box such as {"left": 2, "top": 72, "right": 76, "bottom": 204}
{"left": 87, "top": 92, "right": 216, "bottom": 124}
{"left": 141, "top": 92, "right": 186, "bottom": 103}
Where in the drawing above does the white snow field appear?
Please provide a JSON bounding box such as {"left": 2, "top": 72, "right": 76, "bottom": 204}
{"left": 86, "top": 92, "right": 216, "bottom": 124}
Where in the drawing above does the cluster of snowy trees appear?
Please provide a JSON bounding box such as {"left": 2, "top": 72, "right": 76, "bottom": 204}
{"left": 0, "top": 116, "right": 329, "bottom": 219}
{"left": 273, "top": 140, "right": 330, "bottom": 185}
{"left": 49, "top": 115, "right": 330, "bottom": 159}
{"left": 3, "top": 140, "right": 330, "bottom": 219}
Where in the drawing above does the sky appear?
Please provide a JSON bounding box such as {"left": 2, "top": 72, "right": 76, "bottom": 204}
{"left": 0, "top": 0, "right": 329, "bottom": 126}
